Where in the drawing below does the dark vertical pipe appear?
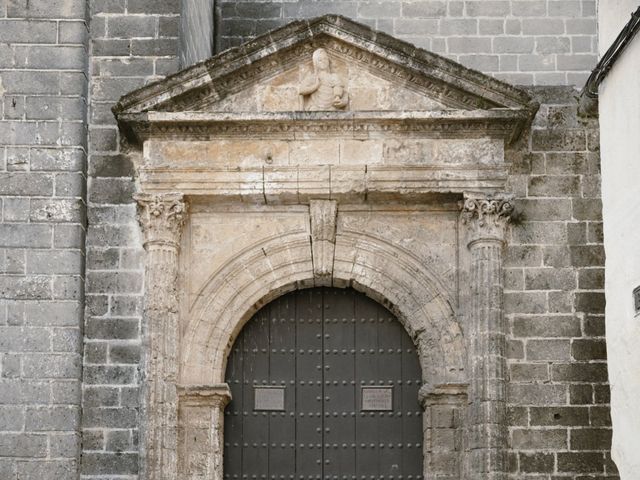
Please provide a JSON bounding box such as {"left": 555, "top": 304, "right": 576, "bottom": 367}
{"left": 180, "top": 0, "right": 215, "bottom": 68}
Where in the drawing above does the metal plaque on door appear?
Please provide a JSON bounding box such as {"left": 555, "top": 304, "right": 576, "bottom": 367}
{"left": 361, "top": 386, "right": 393, "bottom": 411}
{"left": 254, "top": 386, "right": 285, "bottom": 411}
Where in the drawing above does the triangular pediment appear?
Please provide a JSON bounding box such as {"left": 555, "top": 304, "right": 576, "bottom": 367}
{"left": 114, "top": 15, "right": 534, "bottom": 116}
{"left": 198, "top": 50, "right": 453, "bottom": 113}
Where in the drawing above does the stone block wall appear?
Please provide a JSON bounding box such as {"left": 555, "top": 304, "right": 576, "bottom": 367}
{"left": 0, "top": 0, "right": 88, "bottom": 478}
{"left": 81, "top": 0, "right": 180, "bottom": 478}
{"left": 218, "top": 0, "right": 598, "bottom": 86}
{"left": 504, "top": 86, "right": 615, "bottom": 477}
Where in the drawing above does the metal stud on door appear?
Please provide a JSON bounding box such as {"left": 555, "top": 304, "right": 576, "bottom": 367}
{"left": 224, "top": 288, "right": 423, "bottom": 480}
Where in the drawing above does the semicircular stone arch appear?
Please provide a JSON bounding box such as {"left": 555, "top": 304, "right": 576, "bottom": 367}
{"left": 180, "top": 230, "right": 466, "bottom": 390}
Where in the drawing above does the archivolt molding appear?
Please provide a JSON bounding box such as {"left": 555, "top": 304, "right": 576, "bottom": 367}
{"left": 180, "top": 228, "right": 464, "bottom": 389}
{"left": 336, "top": 228, "right": 456, "bottom": 309}
{"left": 334, "top": 231, "right": 464, "bottom": 386}
{"left": 181, "top": 230, "right": 313, "bottom": 383}
{"left": 186, "top": 227, "right": 312, "bottom": 313}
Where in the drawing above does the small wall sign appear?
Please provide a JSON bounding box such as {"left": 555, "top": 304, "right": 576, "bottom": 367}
{"left": 361, "top": 386, "right": 393, "bottom": 411}
{"left": 634, "top": 286, "right": 640, "bottom": 314}
{"left": 254, "top": 387, "right": 285, "bottom": 411}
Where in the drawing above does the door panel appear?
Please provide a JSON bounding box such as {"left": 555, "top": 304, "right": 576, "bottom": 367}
{"left": 323, "top": 290, "right": 356, "bottom": 479}
{"left": 224, "top": 288, "right": 422, "bottom": 480}
{"left": 295, "top": 289, "right": 323, "bottom": 479}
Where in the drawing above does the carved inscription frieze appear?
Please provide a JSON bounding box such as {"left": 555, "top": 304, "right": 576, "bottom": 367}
{"left": 127, "top": 111, "right": 525, "bottom": 142}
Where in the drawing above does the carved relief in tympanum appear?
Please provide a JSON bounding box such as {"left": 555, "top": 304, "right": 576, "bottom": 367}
{"left": 298, "top": 48, "right": 349, "bottom": 110}
{"left": 197, "top": 44, "right": 456, "bottom": 113}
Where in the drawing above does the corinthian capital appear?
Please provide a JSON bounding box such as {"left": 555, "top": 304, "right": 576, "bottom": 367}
{"left": 135, "top": 192, "right": 187, "bottom": 249}
{"left": 461, "top": 194, "right": 514, "bottom": 245}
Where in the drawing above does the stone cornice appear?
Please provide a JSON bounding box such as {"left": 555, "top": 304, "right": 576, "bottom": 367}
{"left": 418, "top": 383, "right": 468, "bottom": 408}
{"left": 134, "top": 192, "right": 188, "bottom": 250}
{"left": 177, "top": 384, "right": 232, "bottom": 408}
{"left": 138, "top": 164, "right": 509, "bottom": 201}
{"left": 117, "top": 109, "right": 530, "bottom": 145}
{"left": 460, "top": 194, "right": 515, "bottom": 244}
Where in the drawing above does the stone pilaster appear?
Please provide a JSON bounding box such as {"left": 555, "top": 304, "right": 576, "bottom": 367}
{"left": 135, "top": 192, "right": 188, "bottom": 480}
{"left": 461, "top": 195, "right": 514, "bottom": 480}
{"left": 177, "top": 384, "right": 232, "bottom": 480}
{"left": 419, "top": 384, "right": 467, "bottom": 480}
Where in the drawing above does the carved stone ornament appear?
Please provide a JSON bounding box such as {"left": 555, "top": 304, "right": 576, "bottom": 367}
{"left": 461, "top": 195, "right": 514, "bottom": 244}
{"left": 309, "top": 199, "right": 338, "bottom": 279}
{"left": 135, "top": 192, "right": 188, "bottom": 249}
{"left": 418, "top": 383, "right": 468, "bottom": 408}
{"left": 298, "top": 48, "right": 348, "bottom": 111}
{"left": 177, "top": 383, "right": 232, "bottom": 408}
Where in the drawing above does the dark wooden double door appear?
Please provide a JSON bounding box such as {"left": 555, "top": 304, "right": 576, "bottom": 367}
{"left": 224, "top": 288, "right": 423, "bottom": 480}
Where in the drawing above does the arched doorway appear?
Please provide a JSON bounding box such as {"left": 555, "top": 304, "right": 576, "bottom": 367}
{"left": 224, "top": 287, "right": 423, "bottom": 480}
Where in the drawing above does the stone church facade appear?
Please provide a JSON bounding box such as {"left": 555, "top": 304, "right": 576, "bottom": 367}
{"left": 0, "top": 2, "right": 613, "bottom": 480}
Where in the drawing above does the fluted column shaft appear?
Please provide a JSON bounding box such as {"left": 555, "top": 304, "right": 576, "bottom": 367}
{"left": 462, "top": 196, "right": 513, "bottom": 480}
{"left": 135, "top": 193, "right": 187, "bottom": 480}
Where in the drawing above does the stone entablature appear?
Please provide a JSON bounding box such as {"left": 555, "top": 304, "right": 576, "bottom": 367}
{"left": 123, "top": 111, "right": 523, "bottom": 200}
{"left": 114, "top": 15, "right": 534, "bottom": 480}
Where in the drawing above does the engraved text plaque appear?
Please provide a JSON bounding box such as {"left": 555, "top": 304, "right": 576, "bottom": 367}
{"left": 362, "top": 386, "right": 393, "bottom": 411}
{"left": 254, "top": 387, "right": 285, "bottom": 411}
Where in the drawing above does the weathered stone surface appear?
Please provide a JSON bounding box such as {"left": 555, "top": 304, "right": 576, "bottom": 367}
{"left": 0, "top": 4, "right": 612, "bottom": 480}
{"left": 309, "top": 199, "right": 338, "bottom": 281}
{"left": 114, "top": 22, "right": 536, "bottom": 477}
{"left": 134, "top": 193, "right": 187, "bottom": 480}
{"left": 114, "top": 16, "right": 534, "bottom": 118}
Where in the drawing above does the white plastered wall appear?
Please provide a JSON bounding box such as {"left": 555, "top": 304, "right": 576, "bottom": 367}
{"left": 598, "top": 2, "right": 640, "bottom": 477}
